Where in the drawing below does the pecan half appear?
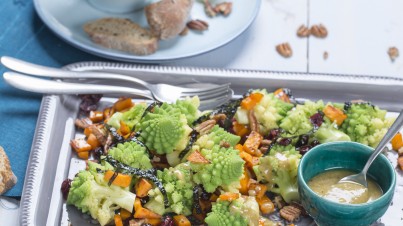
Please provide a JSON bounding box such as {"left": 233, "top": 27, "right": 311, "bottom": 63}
{"left": 74, "top": 117, "right": 93, "bottom": 129}
{"left": 388, "top": 47, "right": 399, "bottom": 62}
{"left": 203, "top": 0, "right": 217, "bottom": 17}
{"left": 276, "top": 42, "right": 292, "bottom": 58}
{"left": 259, "top": 139, "right": 272, "bottom": 154}
{"left": 220, "top": 141, "right": 231, "bottom": 148}
{"left": 296, "top": 24, "right": 310, "bottom": 37}
{"left": 280, "top": 205, "right": 302, "bottom": 222}
{"left": 195, "top": 119, "right": 216, "bottom": 135}
{"left": 187, "top": 19, "right": 209, "bottom": 31}
{"left": 215, "top": 2, "right": 232, "bottom": 16}
{"left": 212, "top": 113, "right": 227, "bottom": 122}
{"left": 248, "top": 109, "right": 259, "bottom": 133}
{"left": 310, "top": 24, "right": 328, "bottom": 38}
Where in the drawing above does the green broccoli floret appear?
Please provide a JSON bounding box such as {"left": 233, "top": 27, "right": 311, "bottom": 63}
{"left": 172, "top": 96, "right": 200, "bottom": 125}
{"left": 314, "top": 123, "right": 351, "bottom": 143}
{"left": 139, "top": 103, "right": 192, "bottom": 154}
{"left": 108, "top": 141, "right": 152, "bottom": 169}
{"left": 191, "top": 145, "right": 244, "bottom": 192}
{"left": 341, "top": 103, "right": 394, "bottom": 147}
{"left": 107, "top": 103, "right": 147, "bottom": 130}
{"left": 205, "top": 198, "right": 251, "bottom": 226}
{"left": 253, "top": 146, "right": 301, "bottom": 203}
{"left": 145, "top": 163, "right": 194, "bottom": 216}
{"left": 195, "top": 125, "right": 240, "bottom": 149}
{"left": 280, "top": 100, "right": 325, "bottom": 135}
{"left": 67, "top": 171, "right": 136, "bottom": 226}
{"left": 235, "top": 90, "right": 293, "bottom": 133}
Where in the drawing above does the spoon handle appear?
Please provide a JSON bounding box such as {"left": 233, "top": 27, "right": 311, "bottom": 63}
{"left": 362, "top": 109, "right": 403, "bottom": 174}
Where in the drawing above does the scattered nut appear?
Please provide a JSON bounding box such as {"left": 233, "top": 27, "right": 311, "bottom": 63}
{"left": 203, "top": 0, "right": 217, "bottom": 17}
{"left": 280, "top": 205, "right": 302, "bottom": 222}
{"left": 323, "top": 51, "right": 328, "bottom": 60}
{"left": 187, "top": 19, "right": 209, "bottom": 31}
{"left": 276, "top": 42, "right": 292, "bottom": 58}
{"left": 195, "top": 119, "right": 216, "bottom": 135}
{"left": 215, "top": 2, "right": 232, "bottom": 16}
{"left": 310, "top": 24, "right": 328, "bottom": 38}
{"left": 296, "top": 25, "right": 310, "bottom": 37}
{"left": 388, "top": 47, "right": 399, "bottom": 62}
{"left": 398, "top": 147, "right": 403, "bottom": 156}
{"left": 179, "top": 27, "right": 189, "bottom": 36}
{"left": 248, "top": 109, "right": 259, "bottom": 133}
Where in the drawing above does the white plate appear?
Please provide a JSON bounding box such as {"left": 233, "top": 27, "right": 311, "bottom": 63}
{"left": 33, "top": 0, "right": 261, "bottom": 63}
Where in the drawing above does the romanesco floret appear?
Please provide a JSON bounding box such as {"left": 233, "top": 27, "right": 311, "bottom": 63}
{"left": 195, "top": 125, "right": 240, "bottom": 149}
{"left": 235, "top": 90, "right": 293, "bottom": 133}
{"left": 253, "top": 146, "right": 301, "bottom": 203}
{"left": 205, "top": 200, "right": 248, "bottom": 226}
{"left": 191, "top": 145, "right": 244, "bottom": 192}
{"left": 108, "top": 141, "right": 152, "bottom": 169}
{"left": 341, "top": 103, "right": 394, "bottom": 147}
{"left": 67, "top": 170, "right": 136, "bottom": 226}
{"left": 139, "top": 103, "right": 192, "bottom": 154}
{"left": 280, "top": 100, "right": 325, "bottom": 135}
{"left": 145, "top": 163, "right": 194, "bottom": 216}
{"left": 172, "top": 96, "right": 200, "bottom": 125}
{"left": 106, "top": 103, "right": 147, "bottom": 130}
{"left": 314, "top": 123, "right": 351, "bottom": 143}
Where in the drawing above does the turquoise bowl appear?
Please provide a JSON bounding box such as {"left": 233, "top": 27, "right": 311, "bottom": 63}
{"left": 298, "top": 141, "right": 396, "bottom": 226}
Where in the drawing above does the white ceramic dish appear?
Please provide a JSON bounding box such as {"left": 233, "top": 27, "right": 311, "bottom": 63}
{"left": 33, "top": 0, "right": 261, "bottom": 63}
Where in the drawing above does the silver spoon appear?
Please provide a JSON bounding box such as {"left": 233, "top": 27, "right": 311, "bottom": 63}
{"left": 339, "top": 109, "right": 403, "bottom": 187}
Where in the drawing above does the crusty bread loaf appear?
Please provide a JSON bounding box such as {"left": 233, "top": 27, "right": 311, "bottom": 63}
{"left": 83, "top": 18, "right": 159, "bottom": 55}
{"left": 0, "top": 146, "right": 17, "bottom": 195}
{"left": 145, "top": 0, "right": 193, "bottom": 40}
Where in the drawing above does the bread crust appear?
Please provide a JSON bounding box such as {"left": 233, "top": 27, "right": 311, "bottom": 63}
{"left": 83, "top": 18, "right": 159, "bottom": 55}
{"left": 145, "top": 0, "right": 193, "bottom": 40}
{"left": 0, "top": 146, "right": 17, "bottom": 195}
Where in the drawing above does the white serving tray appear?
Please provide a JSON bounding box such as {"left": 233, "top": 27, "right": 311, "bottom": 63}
{"left": 20, "top": 62, "right": 403, "bottom": 225}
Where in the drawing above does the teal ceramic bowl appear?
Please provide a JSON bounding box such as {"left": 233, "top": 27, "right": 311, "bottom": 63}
{"left": 298, "top": 141, "right": 396, "bottom": 226}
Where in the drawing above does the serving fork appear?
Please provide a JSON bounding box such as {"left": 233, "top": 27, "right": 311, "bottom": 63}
{"left": 1, "top": 56, "right": 232, "bottom": 104}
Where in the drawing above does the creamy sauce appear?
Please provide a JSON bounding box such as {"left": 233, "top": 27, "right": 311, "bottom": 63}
{"left": 308, "top": 169, "right": 383, "bottom": 204}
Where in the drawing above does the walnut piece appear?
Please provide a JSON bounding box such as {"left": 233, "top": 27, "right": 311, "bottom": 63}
{"left": 203, "top": 0, "right": 217, "bottom": 17}
{"left": 296, "top": 24, "right": 310, "bottom": 37}
{"left": 388, "top": 47, "right": 399, "bottom": 62}
{"left": 279, "top": 205, "right": 302, "bottom": 222}
{"left": 187, "top": 19, "right": 209, "bottom": 31}
{"left": 215, "top": 2, "right": 232, "bottom": 16}
{"left": 323, "top": 51, "right": 329, "bottom": 60}
{"left": 276, "top": 42, "right": 292, "bottom": 58}
{"left": 310, "top": 24, "right": 328, "bottom": 38}
{"left": 248, "top": 109, "right": 259, "bottom": 132}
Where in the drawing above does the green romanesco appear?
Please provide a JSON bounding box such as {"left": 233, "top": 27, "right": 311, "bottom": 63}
{"left": 139, "top": 103, "right": 192, "bottom": 154}
{"left": 195, "top": 125, "right": 241, "bottom": 150}
{"left": 235, "top": 90, "right": 293, "bottom": 133}
{"left": 172, "top": 96, "right": 200, "bottom": 125}
{"left": 67, "top": 170, "right": 136, "bottom": 226}
{"left": 254, "top": 145, "right": 301, "bottom": 203}
{"left": 314, "top": 123, "right": 351, "bottom": 143}
{"left": 205, "top": 199, "right": 250, "bottom": 226}
{"left": 191, "top": 145, "right": 244, "bottom": 192}
{"left": 108, "top": 141, "right": 152, "bottom": 169}
{"left": 341, "top": 103, "right": 394, "bottom": 147}
{"left": 106, "top": 103, "right": 147, "bottom": 130}
{"left": 280, "top": 100, "right": 325, "bottom": 135}
{"left": 145, "top": 163, "right": 194, "bottom": 216}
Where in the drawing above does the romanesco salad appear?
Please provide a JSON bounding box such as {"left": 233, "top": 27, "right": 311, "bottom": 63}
{"left": 64, "top": 89, "right": 394, "bottom": 226}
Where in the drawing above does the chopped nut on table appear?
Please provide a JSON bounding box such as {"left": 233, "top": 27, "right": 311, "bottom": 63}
{"left": 398, "top": 156, "right": 403, "bottom": 170}
{"left": 179, "top": 27, "right": 189, "bottom": 36}
{"left": 388, "top": 47, "right": 399, "bottom": 62}
{"left": 279, "top": 205, "right": 302, "bottom": 222}
{"left": 215, "top": 2, "right": 233, "bottom": 16}
{"left": 296, "top": 24, "right": 310, "bottom": 37}
{"left": 310, "top": 24, "right": 328, "bottom": 38}
{"left": 276, "top": 42, "right": 293, "bottom": 58}
{"left": 187, "top": 19, "right": 209, "bottom": 31}
{"left": 323, "top": 51, "right": 329, "bottom": 60}
{"left": 203, "top": 0, "right": 217, "bottom": 17}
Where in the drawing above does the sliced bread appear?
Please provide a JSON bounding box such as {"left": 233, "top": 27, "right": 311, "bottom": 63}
{"left": 83, "top": 18, "right": 159, "bottom": 55}
{"left": 145, "top": 0, "right": 193, "bottom": 40}
{"left": 0, "top": 146, "right": 17, "bottom": 195}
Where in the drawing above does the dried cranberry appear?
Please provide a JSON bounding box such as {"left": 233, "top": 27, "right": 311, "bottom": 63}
{"left": 296, "top": 134, "right": 309, "bottom": 148}
{"left": 297, "top": 145, "right": 312, "bottom": 155}
{"left": 160, "top": 216, "right": 174, "bottom": 226}
{"left": 310, "top": 112, "right": 324, "bottom": 128}
{"left": 278, "top": 138, "right": 292, "bottom": 146}
{"left": 310, "top": 140, "right": 321, "bottom": 147}
{"left": 61, "top": 179, "right": 72, "bottom": 200}
{"left": 267, "top": 128, "right": 284, "bottom": 140}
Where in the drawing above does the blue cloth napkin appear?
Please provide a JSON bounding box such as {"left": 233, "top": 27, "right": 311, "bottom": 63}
{"left": 0, "top": 1, "right": 102, "bottom": 196}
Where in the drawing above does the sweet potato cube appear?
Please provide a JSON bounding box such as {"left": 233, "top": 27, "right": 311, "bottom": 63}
{"left": 135, "top": 178, "right": 153, "bottom": 198}
{"left": 323, "top": 105, "right": 347, "bottom": 126}
{"left": 173, "top": 215, "right": 191, "bottom": 226}
{"left": 398, "top": 156, "right": 403, "bottom": 170}
{"left": 77, "top": 151, "right": 89, "bottom": 160}
{"left": 114, "top": 97, "right": 134, "bottom": 112}
{"left": 274, "top": 88, "right": 291, "bottom": 103}
{"left": 243, "top": 131, "right": 263, "bottom": 156}
{"left": 87, "top": 133, "right": 101, "bottom": 149}
{"left": 120, "top": 208, "right": 132, "bottom": 220}
{"left": 114, "top": 214, "right": 123, "bottom": 226}
{"left": 392, "top": 132, "right": 403, "bottom": 151}
{"left": 134, "top": 207, "right": 161, "bottom": 219}
{"left": 70, "top": 138, "right": 92, "bottom": 153}
{"left": 89, "top": 110, "right": 104, "bottom": 123}
{"left": 218, "top": 192, "right": 240, "bottom": 202}
{"left": 104, "top": 170, "right": 132, "bottom": 188}
{"left": 256, "top": 196, "right": 275, "bottom": 214}
{"left": 249, "top": 183, "right": 268, "bottom": 199}
{"left": 187, "top": 150, "right": 209, "bottom": 163}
